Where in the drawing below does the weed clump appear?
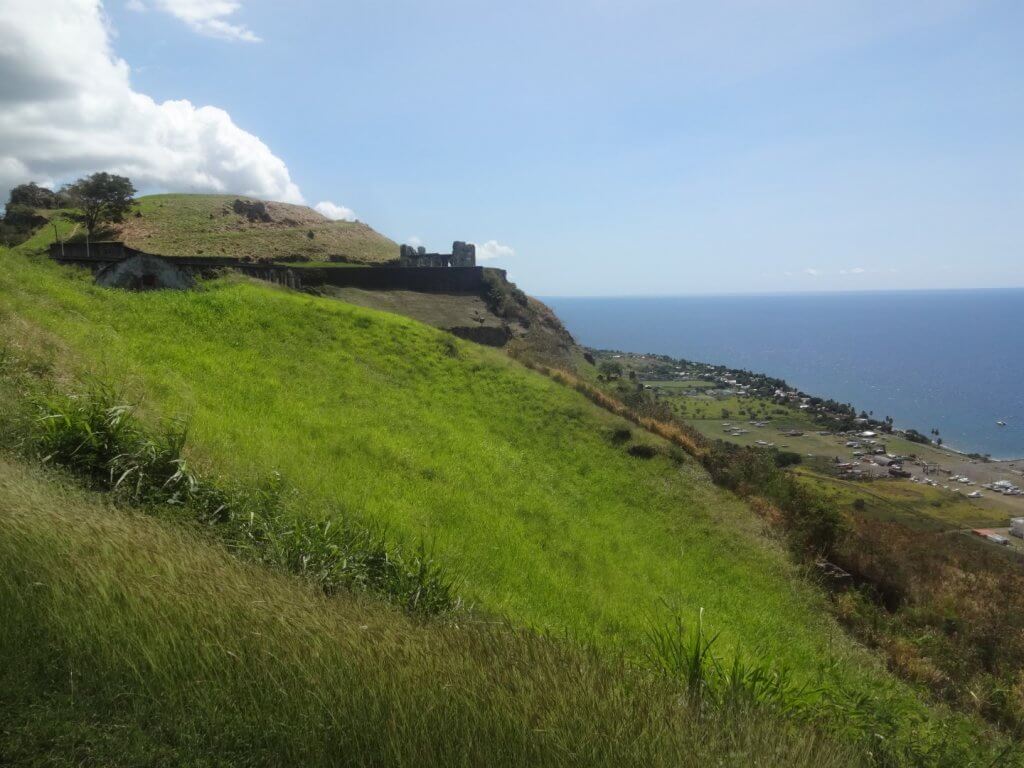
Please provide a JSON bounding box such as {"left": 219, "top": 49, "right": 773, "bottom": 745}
{"left": 26, "top": 386, "right": 457, "bottom": 616}
{"left": 627, "top": 444, "right": 658, "bottom": 459}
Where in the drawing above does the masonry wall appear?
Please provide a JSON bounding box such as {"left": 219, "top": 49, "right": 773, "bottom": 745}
{"left": 294, "top": 266, "right": 492, "bottom": 293}
{"left": 49, "top": 243, "right": 497, "bottom": 294}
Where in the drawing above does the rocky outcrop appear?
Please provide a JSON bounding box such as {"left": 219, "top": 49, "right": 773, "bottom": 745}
{"left": 232, "top": 198, "right": 272, "bottom": 223}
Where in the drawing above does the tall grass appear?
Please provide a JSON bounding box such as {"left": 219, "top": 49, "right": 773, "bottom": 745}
{"left": 0, "top": 455, "right": 858, "bottom": 767}
{"left": 0, "top": 247, "right": 1018, "bottom": 765}
{"left": 25, "top": 383, "right": 456, "bottom": 616}
{"left": 645, "top": 609, "right": 814, "bottom": 715}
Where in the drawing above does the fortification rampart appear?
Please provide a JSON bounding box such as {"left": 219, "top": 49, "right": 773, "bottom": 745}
{"left": 48, "top": 242, "right": 496, "bottom": 293}
{"left": 399, "top": 241, "right": 475, "bottom": 268}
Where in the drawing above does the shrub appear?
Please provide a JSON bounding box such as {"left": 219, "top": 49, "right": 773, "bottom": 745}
{"left": 773, "top": 450, "right": 803, "bottom": 468}
{"left": 610, "top": 427, "right": 632, "bottom": 444}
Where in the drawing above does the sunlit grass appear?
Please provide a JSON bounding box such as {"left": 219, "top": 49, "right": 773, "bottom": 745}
{"left": 1, "top": 245, "right": 1012, "bottom": 762}
{"left": 0, "top": 455, "right": 856, "bottom": 767}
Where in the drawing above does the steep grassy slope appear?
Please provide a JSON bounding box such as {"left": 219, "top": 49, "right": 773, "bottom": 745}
{"left": 0, "top": 242, "right": 1010, "bottom": 762}
{"left": 116, "top": 194, "right": 398, "bottom": 263}
{"left": 0, "top": 456, "right": 856, "bottom": 767}
{"left": 0, "top": 251, "right": 849, "bottom": 669}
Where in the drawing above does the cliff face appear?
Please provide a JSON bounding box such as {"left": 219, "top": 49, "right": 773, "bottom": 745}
{"left": 311, "top": 268, "right": 583, "bottom": 371}
{"left": 480, "top": 269, "right": 580, "bottom": 369}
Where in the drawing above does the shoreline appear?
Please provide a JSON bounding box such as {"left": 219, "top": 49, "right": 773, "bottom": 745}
{"left": 592, "top": 346, "right": 1024, "bottom": 465}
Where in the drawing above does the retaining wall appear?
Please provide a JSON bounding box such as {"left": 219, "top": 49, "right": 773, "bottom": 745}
{"left": 48, "top": 242, "right": 498, "bottom": 294}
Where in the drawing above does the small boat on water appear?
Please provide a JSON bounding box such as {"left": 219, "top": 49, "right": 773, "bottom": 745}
{"left": 997, "top": 420, "right": 1007, "bottom": 427}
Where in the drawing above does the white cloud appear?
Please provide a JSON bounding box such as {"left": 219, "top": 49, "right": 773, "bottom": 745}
{"left": 804, "top": 268, "right": 820, "bottom": 277}
{"left": 839, "top": 267, "right": 866, "bottom": 275}
{"left": 405, "top": 236, "right": 423, "bottom": 248}
{"left": 474, "top": 240, "right": 515, "bottom": 261}
{"left": 0, "top": 0, "right": 301, "bottom": 205}
{"left": 314, "top": 201, "right": 356, "bottom": 221}
{"left": 133, "top": 0, "right": 260, "bottom": 42}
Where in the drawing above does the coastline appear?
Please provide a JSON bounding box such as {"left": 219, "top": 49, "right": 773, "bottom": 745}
{"left": 547, "top": 292, "right": 1024, "bottom": 460}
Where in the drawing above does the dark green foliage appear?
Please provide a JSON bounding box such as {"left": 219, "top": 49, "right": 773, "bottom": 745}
{"left": 62, "top": 172, "right": 136, "bottom": 235}
{"left": 1, "top": 204, "right": 48, "bottom": 246}
{"left": 481, "top": 268, "right": 529, "bottom": 321}
{"left": 610, "top": 427, "right": 633, "bottom": 444}
{"left": 627, "top": 443, "right": 658, "bottom": 459}
{"left": 7, "top": 182, "right": 63, "bottom": 209}
{"left": 904, "top": 429, "right": 931, "bottom": 445}
{"left": 701, "top": 443, "right": 845, "bottom": 557}
{"left": 773, "top": 450, "right": 803, "bottom": 468}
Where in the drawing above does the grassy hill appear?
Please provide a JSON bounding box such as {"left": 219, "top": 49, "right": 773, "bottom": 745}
{"left": 0, "top": 224, "right": 1014, "bottom": 764}
{"left": 1, "top": 455, "right": 862, "bottom": 767}
{"left": 116, "top": 194, "right": 398, "bottom": 263}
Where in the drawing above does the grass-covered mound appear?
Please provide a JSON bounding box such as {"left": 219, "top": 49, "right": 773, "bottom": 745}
{"left": 0, "top": 455, "right": 855, "bottom": 767}
{"left": 115, "top": 194, "right": 398, "bottom": 263}
{"left": 0, "top": 240, "right": 1012, "bottom": 763}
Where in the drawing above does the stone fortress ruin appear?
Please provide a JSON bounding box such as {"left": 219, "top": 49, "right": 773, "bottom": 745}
{"left": 49, "top": 238, "right": 488, "bottom": 293}
{"left": 399, "top": 241, "right": 476, "bottom": 268}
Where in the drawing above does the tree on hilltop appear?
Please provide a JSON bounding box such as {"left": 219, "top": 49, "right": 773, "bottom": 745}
{"left": 63, "top": 173, "right": 136, "bottom": 236}
{"left": 7, "top": 182, "right": 62, "bottom": 209}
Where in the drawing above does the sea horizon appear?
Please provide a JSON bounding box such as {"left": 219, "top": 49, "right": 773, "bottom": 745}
{"left": 546, "top": 288, "right": 1024, "bottom": 460}
{"left": 541, "top": 285, "right": 1024, "bottom": 300}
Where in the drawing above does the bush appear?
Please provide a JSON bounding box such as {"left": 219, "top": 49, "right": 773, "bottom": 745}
{"left": 773, "top": 450, "right": 803, "bottom": 468}
{"left": 627, "top": 444, "right": 658, "bottom": 459}
{"left": 610, "top": 427, "right": 632, "bottom": 444}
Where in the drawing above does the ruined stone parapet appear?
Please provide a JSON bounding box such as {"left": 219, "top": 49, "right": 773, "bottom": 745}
{"left": 399, "top": 240, "right": 475, "bottom": 268}
{"left": 451, "top": 241, "right": 476, "bottom": 267}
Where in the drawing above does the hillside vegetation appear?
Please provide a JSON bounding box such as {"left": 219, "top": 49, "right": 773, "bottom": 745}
{"left": 0, "top": 223, "right": 1016, "bottom": 764}
{"left": 116, "top": 194, "right": 398, "bottom": 263}
{"left": 0, "top": 456, "right": 859, "bottom": 767}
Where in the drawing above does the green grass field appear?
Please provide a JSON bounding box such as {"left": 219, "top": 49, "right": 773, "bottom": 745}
{"left": 0, "top": 248, "right": 849, "bottom": 673}
{"left": 1, "top": 455, "right": 861, "bottom": 767}
{"left": 0, "top": 233, "right": 1015, "bottom": 763}
{"left": 115, "top": 194, "right": 398, "bottom": 263}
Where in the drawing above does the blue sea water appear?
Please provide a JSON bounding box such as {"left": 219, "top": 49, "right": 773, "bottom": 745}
{"left": 545, "top": 290, "right": 1024, "bottom": 459}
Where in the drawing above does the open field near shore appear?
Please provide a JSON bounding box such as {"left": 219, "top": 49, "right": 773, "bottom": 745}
{"left": 643, "top": 379, "right": 1024, "bottom": 532}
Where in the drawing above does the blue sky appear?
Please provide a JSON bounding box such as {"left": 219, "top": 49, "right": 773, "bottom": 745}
{"left": 4, "top": 1, "right": 1022, "bottom": 295}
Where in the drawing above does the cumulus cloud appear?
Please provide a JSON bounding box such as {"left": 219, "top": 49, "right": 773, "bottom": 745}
{"left": 0, "top": 0, "right": 301, "bottom": 205}
{"left": 405, "top": 236, "right": 423, "bottom": 248}
{"left": 131, "top": 0, "right": 260, "bottom": 42}
{"left": 313, "top": 201, "right": 356, "bottom": 221}
{"left": 474, "top": 240, "right": 515, "bottom": 261}
{"left": 804, "top": 268, "right": 820, "bottom": 277}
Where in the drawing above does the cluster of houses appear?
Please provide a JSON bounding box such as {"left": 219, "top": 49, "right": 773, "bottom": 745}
{"left": 972, "top": 517, "right": 1024, "bottom": 547}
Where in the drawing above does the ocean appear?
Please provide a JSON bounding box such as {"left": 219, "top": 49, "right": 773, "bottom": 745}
{"left": 545, "top": 289, "right": 1024, "bottom": 459}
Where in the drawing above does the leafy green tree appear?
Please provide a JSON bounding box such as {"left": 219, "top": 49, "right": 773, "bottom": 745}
{"left": 63, "top": 172, "right": 136, "bottom": 235}
{"left": 7, "top": 181, "right": 60, "bottom": 209}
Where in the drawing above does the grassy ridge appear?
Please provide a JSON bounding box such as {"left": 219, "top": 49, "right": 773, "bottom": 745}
{"left": 0, "top": 456, "right": 856, "bottom": 767}
{"left": 116, "top": 194, "right": 399, "bottom": 263}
